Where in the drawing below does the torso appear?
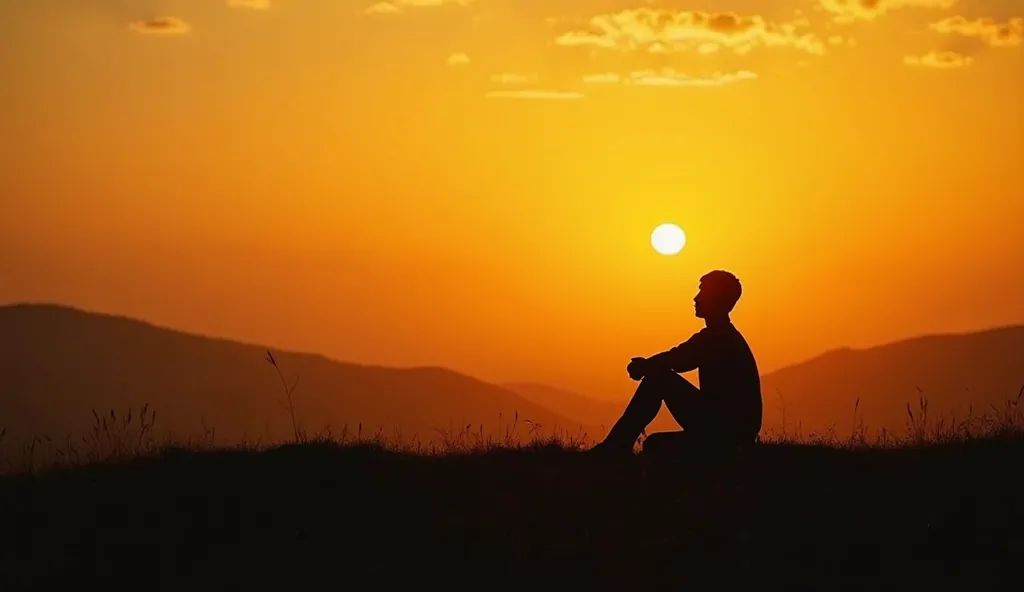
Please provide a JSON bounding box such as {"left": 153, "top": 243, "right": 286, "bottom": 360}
{"left": 697, "top": 322, "right": 763, "bottom": 440}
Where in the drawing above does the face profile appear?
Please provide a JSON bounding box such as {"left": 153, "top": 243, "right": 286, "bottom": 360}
{"left": 693, "top": 270, "right": 742, "bottom": 320}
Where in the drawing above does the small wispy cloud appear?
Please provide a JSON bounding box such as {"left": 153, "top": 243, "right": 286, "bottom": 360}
{"left": 929, "top": 16, "right": 1024, "bottom": 48}
{"left": 128, "top": 17, "right": 191, "bottom": 36}
{"left": 818, "top": 0, "right": 955, "bottom": 23}
{"left": 364, "top": 0, "right": 473, "bottom": 14}
{"left": 364, "top": 2, "right": 400, "bottom": 15}
{"left": 904, "top": 50, "right": 974, "bottom": 68}
{"left": 228, "top": 0, "right": 271, "bottom": 9}
{"left": 402, "top": 0, "right": 474, "bottom": 5}
{"left": 582, "top": 72, "right": 621, "bottom": 84}
{"left": 582, "top": 69, "right": 757, "bottom": 87}
{"left": 627, "top": 69, "right": 758, "bottom": 87}
{"left": 485, "top": 90, "right": 584, "bottom": 100}
{"left": 828, "top": 35, "right": 857, "bottom": 47}
{"left": 490, "top": 73, "right": 532, "bottom": 84}
{"left": 447, "top": 53, "right": 471, "bottom": 66}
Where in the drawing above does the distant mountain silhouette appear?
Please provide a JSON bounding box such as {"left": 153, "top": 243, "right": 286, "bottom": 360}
{"left": 760, "top": 326, "right": 1024, "bottom": 437}
{"left": 3, "top": 303, "right": 1019, "bottom": 447}
{"left": 0, "top": 304, "right": 590, "bottom": 447}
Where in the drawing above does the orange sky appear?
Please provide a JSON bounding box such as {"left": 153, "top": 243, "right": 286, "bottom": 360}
{"left": 1, "top": 0, "right": 1022, "bottom": 399}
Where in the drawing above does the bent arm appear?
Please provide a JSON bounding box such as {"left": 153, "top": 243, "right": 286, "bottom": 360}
{"left": 644, "top": 331, "right": 704, "bottom": 374}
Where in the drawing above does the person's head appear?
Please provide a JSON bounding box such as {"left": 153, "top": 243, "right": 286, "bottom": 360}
{"left": 694, "top": 270, "right": 742, "bottom": 319}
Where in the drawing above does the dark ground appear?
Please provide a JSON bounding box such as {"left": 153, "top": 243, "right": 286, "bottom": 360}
{"left": 1, "top": 437, "right": 1021, "bottom": 589}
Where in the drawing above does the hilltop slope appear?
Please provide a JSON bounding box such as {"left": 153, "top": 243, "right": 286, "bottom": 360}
{"left": 760, "top": 326, "right": 1024, "bottom": 436}
{"left": 0, "top": 304, "right": 589, "bottom": 446}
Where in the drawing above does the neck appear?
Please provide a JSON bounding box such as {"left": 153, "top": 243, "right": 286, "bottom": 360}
{"left": 704, "top": 314, "right": 731, "bottom": 328}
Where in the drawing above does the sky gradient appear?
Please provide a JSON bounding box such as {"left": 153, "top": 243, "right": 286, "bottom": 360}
{"left": 2, "top": 0, "right": 1022, "bottom": 399}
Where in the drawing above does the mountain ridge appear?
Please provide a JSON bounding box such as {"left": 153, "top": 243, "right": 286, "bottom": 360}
{"left": 759, "top": 325, "right": 1024, "bottom": 435}
{"left": 0, "top": 303, "right": 591, "bottom": 447}
{"left": 774, "top": 324, "right": 1024, "bottom": 373}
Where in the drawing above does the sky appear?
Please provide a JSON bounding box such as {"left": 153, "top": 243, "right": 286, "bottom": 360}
{"left": 1, "top": 0, "right": 1022, "bottom": 400}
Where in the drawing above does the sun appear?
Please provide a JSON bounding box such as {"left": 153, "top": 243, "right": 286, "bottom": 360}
{"left": 651, "top": 223, "right": 686, "bottom": 255}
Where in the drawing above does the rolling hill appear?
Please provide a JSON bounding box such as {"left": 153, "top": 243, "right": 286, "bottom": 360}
{"left": 759, "top": 326, "right": 1024, "bottom": 437}
{"left": 0, "top": 304, "right": 590, "bottom": 447}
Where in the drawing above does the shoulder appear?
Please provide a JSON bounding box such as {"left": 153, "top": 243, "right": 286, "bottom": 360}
{"left": 684, "top": 328, "right": 710, "bottom": 346}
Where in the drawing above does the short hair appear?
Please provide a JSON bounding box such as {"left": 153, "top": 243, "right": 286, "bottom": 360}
{"left": 700, "top": 270, "right": 742, "bottom": 312}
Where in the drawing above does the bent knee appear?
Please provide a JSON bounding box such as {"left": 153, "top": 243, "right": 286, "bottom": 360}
{"left": 640, "top": 370, "right": 691, "bottom": 391}
{"left": 641, "top": 369, "right": 681, "bottom": 384}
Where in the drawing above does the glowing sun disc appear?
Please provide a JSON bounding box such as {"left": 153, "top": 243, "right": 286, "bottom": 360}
{"left": 651, "top": 223, "right": 686, "bottom": 255}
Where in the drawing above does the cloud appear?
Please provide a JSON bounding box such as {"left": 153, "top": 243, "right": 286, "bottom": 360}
{"left": 128, "top": 17, "right": 191, "bottom": 36}
{"left": 228, "top": 0, "right": 270, "bottom": 9}
{"left": 364, "top": 0, "right": 473, "bottom": 13}
{"left": 447, "top": 53, "right": 471, "bottom": 66}
{"left": 485, "top": 90, "right": 584, "bottom": 100}
{"left": 364, "top": 2, "right": 401, "bottom": 14}
{"left": 582, "top": 69, "right": 757, "bottom": 87}
{"left": 929, "top": 16, "right": 1024, "bottom": 47}
{"left": 552, "top": 8, "right": 827, "bottom": 56}
{"left": 582, "top": 72, "right": 622, "bottom": 84}
{"left": 827, "top": 35, "right": 858, "bottom": 47}
{"left": 818, "top": 0, "right": 956, "bottom": 23}
{"left": 904, "top": 50, "right": 974, "bottom": 67}
{"left": 627, "top": 68, "right": 758, "bottom": 87}
{"left": 490, "top": 73, "right": 532, "bottom": 84}
{"left": 399, "top": 0, "right": 474, "bottom": 5}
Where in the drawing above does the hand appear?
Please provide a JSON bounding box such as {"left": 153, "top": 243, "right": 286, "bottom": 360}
{"left": 627, "top": 357, "right": 647, "bottom": 381}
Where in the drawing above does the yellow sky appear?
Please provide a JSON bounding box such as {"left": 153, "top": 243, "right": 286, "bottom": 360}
{"left": 1, "top": 0, "right": 1022, "bottom": 399}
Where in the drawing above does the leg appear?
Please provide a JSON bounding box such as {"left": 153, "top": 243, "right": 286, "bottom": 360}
{"left": 600, "top": 371, "right": 703, "bottom": 449}
{"left": 641, "top": 430, "right": 694, "bottom": 460}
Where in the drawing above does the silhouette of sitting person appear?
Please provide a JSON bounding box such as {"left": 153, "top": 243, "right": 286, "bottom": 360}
{"left": 592, "top": 270, "right": 762, "bottom": 456}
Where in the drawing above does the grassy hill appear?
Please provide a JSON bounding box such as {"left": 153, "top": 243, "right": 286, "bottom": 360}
{"left": 1, "top": 430, "right": 1022, "bottom": 587}
{"left": 0, "top": 304, "right": 590, "bottom": 448}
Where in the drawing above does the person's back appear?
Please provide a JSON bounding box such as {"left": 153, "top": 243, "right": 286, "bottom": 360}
{"left": 692, "top": 321, "right": 762, "bottom": 443}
